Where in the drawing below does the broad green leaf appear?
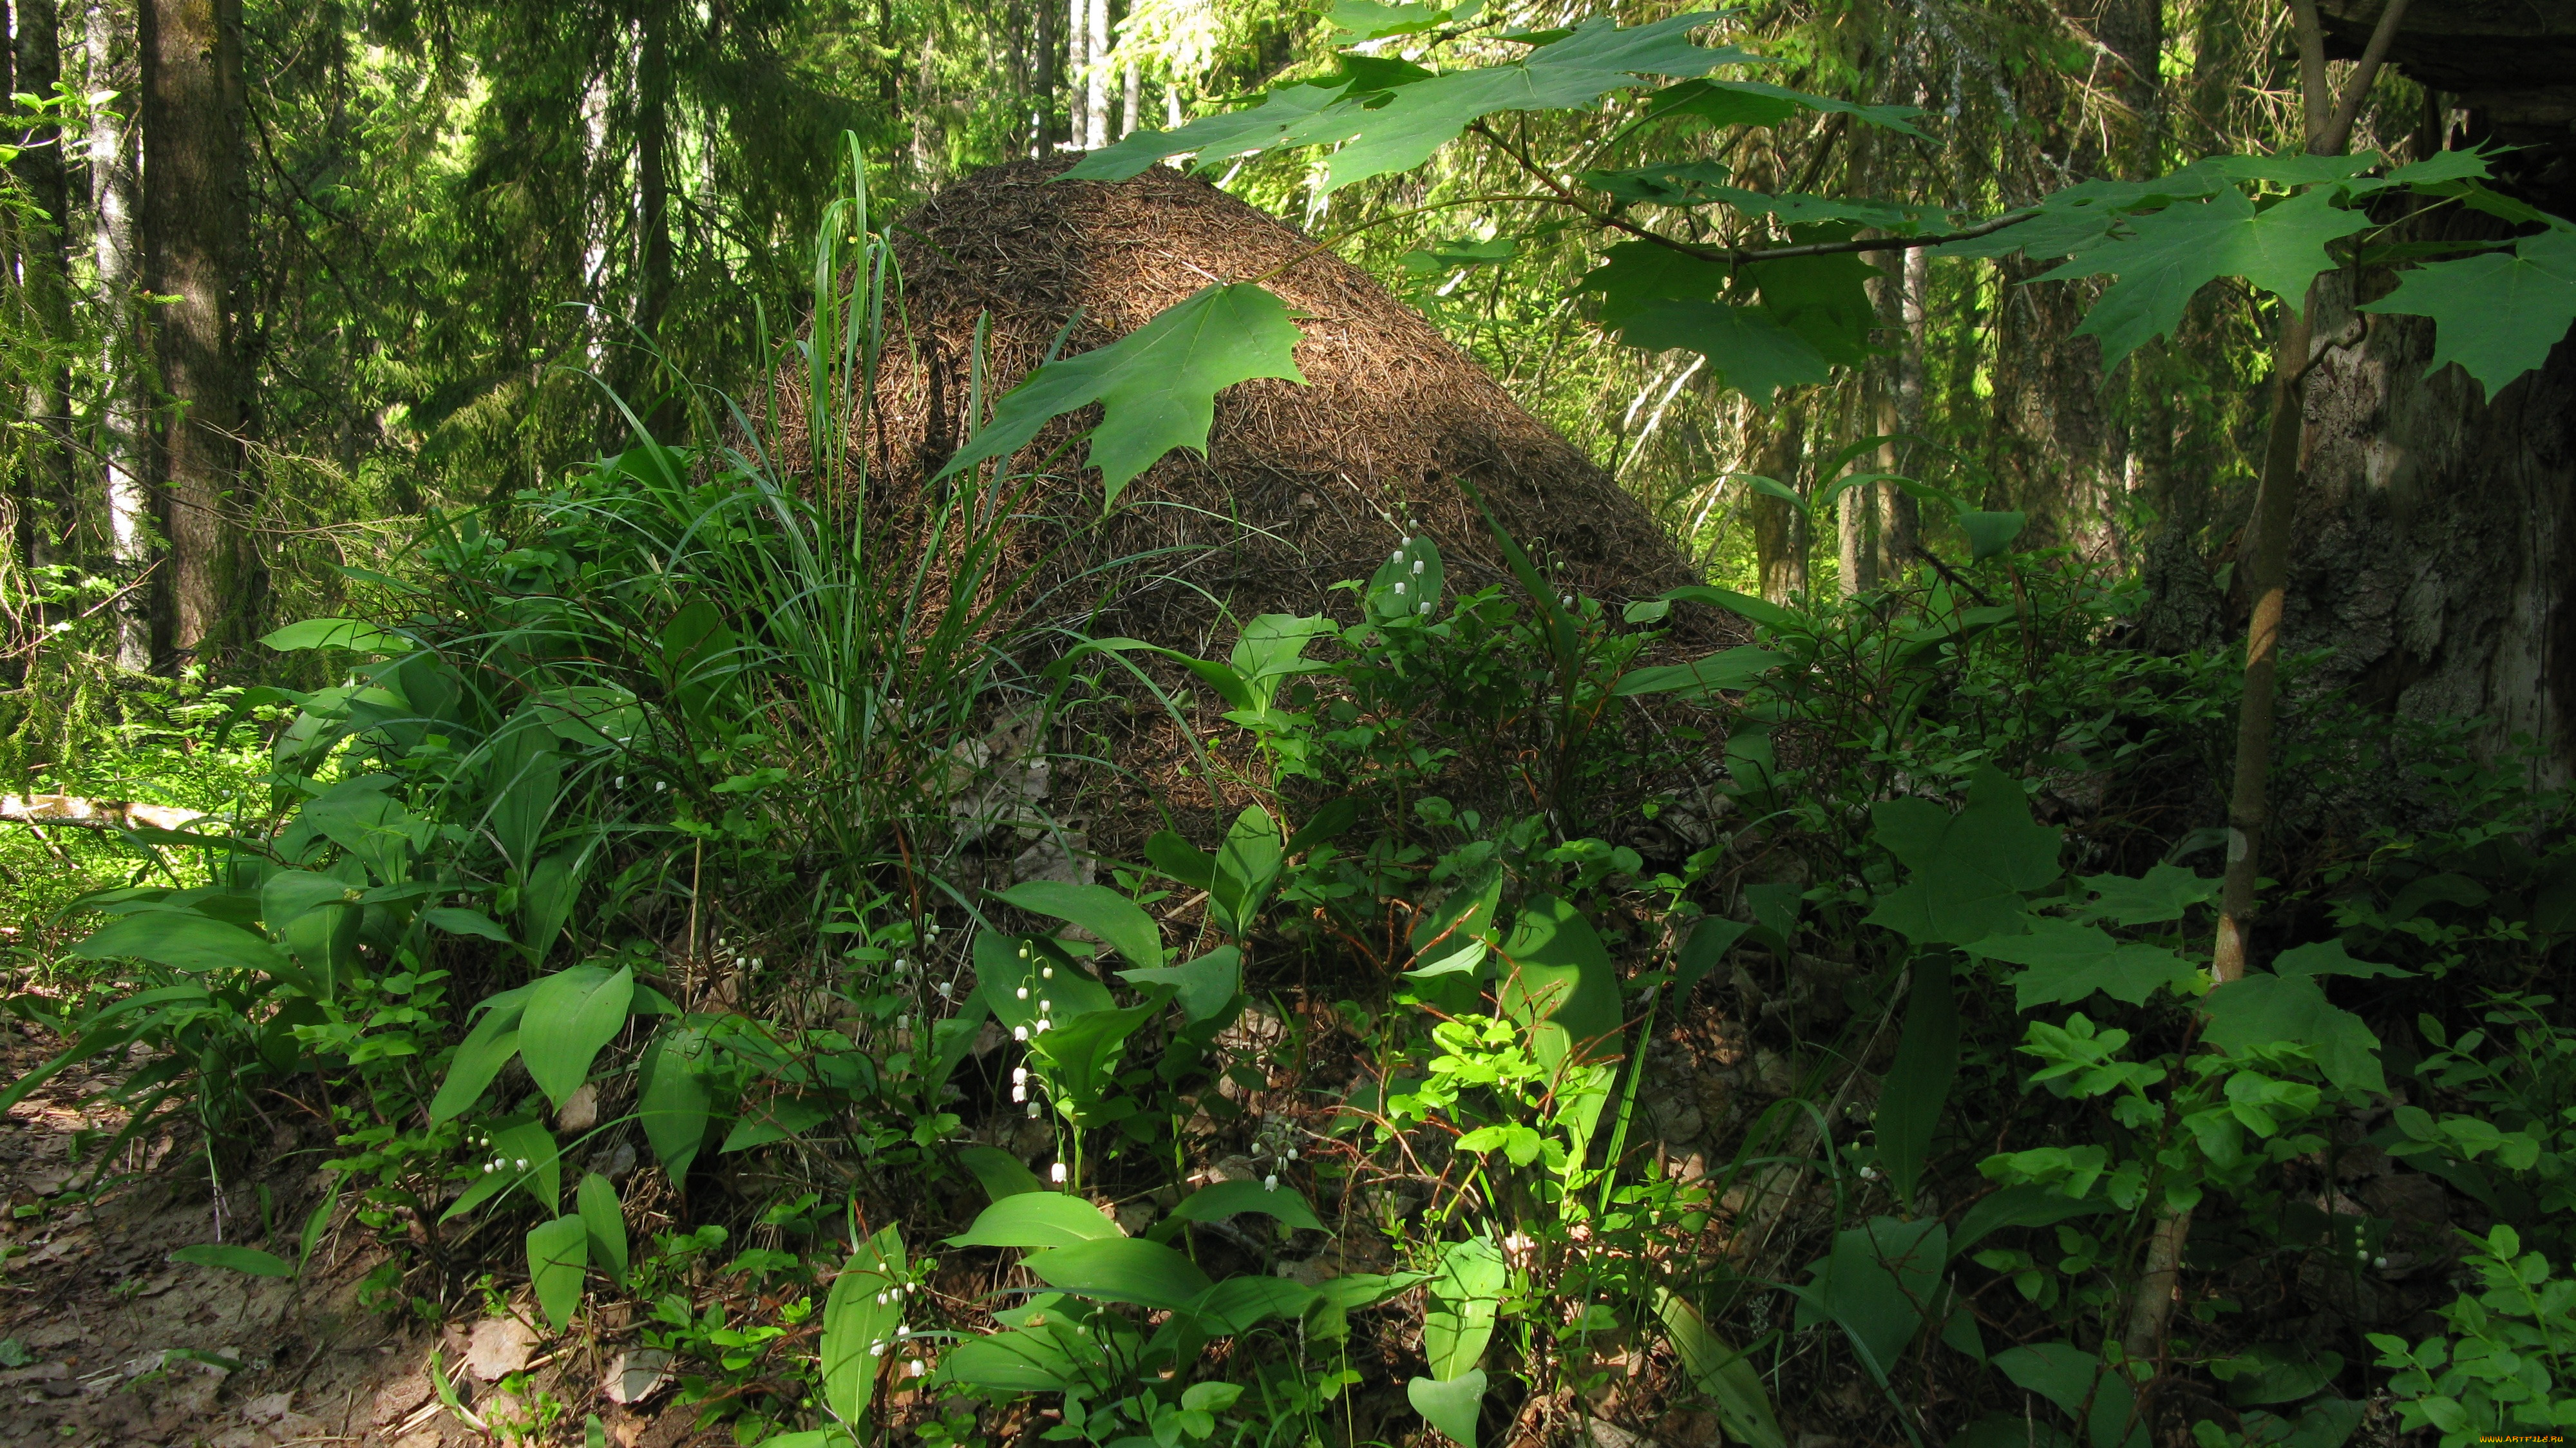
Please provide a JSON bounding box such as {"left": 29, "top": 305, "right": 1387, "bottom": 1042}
{"left": 1658, "top": 583, "right": 1802, "bottom": 633}
{"left": 1672, "top": 916, "right": 1749, "bottom": 995}
{"left": 719, "top": 1094, "right": 834, "bottom": 1152}
{"left": 1119, "top": 946, "right": 1240, "bottom": 1024}
{"left": 974, "top": 931, "right": 1115, "bottom": 1036}
{"left": 1029, "top": 1001, "right": 1163, "bottom": 1121}
{"left": 526, "top": 1215, "right": 588, "bottom": 1331}
{"left": 261, "top": 618, "right": 401, "bottom": 653}
{"left": 1792, "top": 1217, "right": 1947, "bottom": 1384}
{"left": 1063, "top": 79, "right": 1359, "bottom": 182}
{"left": 1651, "top": 76, "right": 1926, "bottom": 136}
{"left": 1020, "top": 1237, "right": 1214, "bottom": 1313}
{"left": 1865, "top": 766, "right": 2063, "bottom": 946}
{"left": 443, "top": 1117, "right": 564, "bottom": 1221}
{"left": 170, "top": 1243, "right": 296, "bottom": 1278}
{"left": 75, "top": 911, "right": 297, "bottom": 981}
{"left": 1966, "top": 919, "right": 2200, "bottom": 1010}
{"left": 517, "top": 848, "right": 584, "bottom": 965}
{"left": 2199, "top": 973, "right": 2386, "bottom": 1094}
{"left": 1948, "top": 1184, "right": 2108, "bottom": 1257}
{"left": 1610, "top": 298, "right": 1832, "bottom": 404}
{"left": 993, "top": 881, "right": 1164, "bottom": 970}
{"left": 2078, "top": 864, "right": 2217, "bottom": 926}
{"left": 430, "top": 1021, "right": 521, "bottom": 1123}
{"left": 1876, "top": 964, "right": 1958, "bottom": 1207}
{"left": 2360, "top": 227, "right": 2576, "bottom": 397}
{"left": 1406, "top": 861, "right": 1502, "bottom": 983}
{"left": 933, "top": 1328, "right": 1086, "bottom": 1393}
{"left": 1934, "top": 161, "right": 2233, "bottom": 262}
{"left": 1408, "top": 1370, "right": 1489, "bottom": 1446}
{"left": 576, "top": 1173, "right": 628, "bottom": 1281}
{"left": 2273, "top": 939, "right": 2410, "bottom": 980}
{"left": 1188, "top": 1276, "right": 1320, "bottom": 1334}
{"left": 1215, "top": 805, "right": 1285, "bottom": 924}
{"left": 1334, "top": 14, "right": 1757, "bottom": 191}
{"left": 1497, "top": 895, "right": 1624, "bottom": 1061}
{"left": 1656, "top": 1289, "right": 1788, "bottom": 1448}
{"left": 1422, "top": 1234, "right": 1508, "bottom": 1380}
{"left": 1614, "top": 645, "right": 1788, "bottom": 698}
{"left": 638, "top": 1026, "right": 713, "bottom": 1181}
{"left": 301, "top": 780, "right": 430, "bottom": 886}
{"left": 298, "top": 1179, "right": 341, "bottom": 1271}
{"left": 1327, "top": 0, "right": 1480, "bottom": 41}
{"left": 518, "top": 964, "right": 634, "bottom": 1110}
{"left": 259, "top": 871, "right": 359, "bottom": 999}
{"left": 1164, "top": 1178, "right": 1325, "bottom": 1233}
{"left": 1957, "top": 510, "right": 2027, "bottom": 560}
{"left": 947, "top": 1191, "right": 1124, "bottom": 1249}
{"left": 424, "top": 906, "right": 513, "bottom": 943}
{"left": 820, "top": 1224, "right": 906, "bottom": 1428}
{"left": 1993, "top": 1341, "right": 2142, "bottom": 1448}
{"left": 932, "top": 283, "right": 1304, "bottom": 506}
{"left": 1144, "top": 831, "right": 1218, "bottom": 893}
{"left": 2044, "top": 185, "right": 2371, "bottom": 370}
{"left": 956, "top": 1144, "right": 1046, "bottom": 1201}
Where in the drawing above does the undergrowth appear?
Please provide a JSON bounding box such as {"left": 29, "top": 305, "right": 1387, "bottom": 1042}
{"left": 6, "top": 146, "right": 2573, "bottom": 1448}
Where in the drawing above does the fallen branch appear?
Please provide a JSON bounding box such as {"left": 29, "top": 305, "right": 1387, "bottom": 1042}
{"left": 1, "top": 794, "right": 207, "bottom": 832}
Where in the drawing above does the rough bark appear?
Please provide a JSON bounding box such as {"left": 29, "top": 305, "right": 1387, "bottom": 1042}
{"left": 138, "top": 0, "right": 249, "bottom": 662}
{"left": 2285, "top": 0, "right": 2576, "bottom": 779}
{"left": 2284, "top": 266, "right": 2576, "bottom": 785}
{"left": 87, "top": 0, "right": 150, "bottom": 671}
{"left": 14, "top": 0, "right": 74, "bottom": 573}
{"left": 1752, "top": 401, "right": 1808, "bottom": 604}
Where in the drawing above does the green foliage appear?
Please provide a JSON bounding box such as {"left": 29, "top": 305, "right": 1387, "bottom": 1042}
{"left": 2371, "top": 1226, "right": 2576, "bottom": 1445}
{"left": 932, "top": 283, "right": 1305, "bottom": 506}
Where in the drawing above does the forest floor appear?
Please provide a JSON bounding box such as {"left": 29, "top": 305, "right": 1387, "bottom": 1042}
{"left": 0, "top": 1020, "right": 712, "bottom": 1448}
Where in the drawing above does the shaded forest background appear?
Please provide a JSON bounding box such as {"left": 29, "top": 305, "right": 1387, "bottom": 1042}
{"left": 0, "top": 0, "right": 2463, "bottom": 767}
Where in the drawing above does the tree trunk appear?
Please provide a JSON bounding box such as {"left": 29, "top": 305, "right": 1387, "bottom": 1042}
{"left": 138, "top": 0, "right": 248, "bottom": 663}
{"left": 1752, "top": 401, "right": 1808, "bottom": 604}
{"left": 632, "top": 8, "right": 676, "bottom": 437}
{"left": 2286, "top": 0, "right": 2576, "bottom": 780}
{"left": 1083, "top": 0, "right": 1108, "bottom": 149}
{"left": 87, "top": 0, "right": 149, "bottom": 671}
{"left": 1879, "top": 217, "right": 1926, "bottom": 579}
{"left": 1033, "top": 0, "right": 1059, "bottom": 155}
{"left": 14, "top": 0, "right": 74, "bottom": 575}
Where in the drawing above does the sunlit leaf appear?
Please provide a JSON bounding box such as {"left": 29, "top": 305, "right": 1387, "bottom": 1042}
{"left": 1409, "top": 1369, "right": 1489, "bottom": 1445}
{"left": 947, "top": 1191, "right": 1124, "bottom": 1249}
{"left": 526, "top": 1215, "right": 588, "bottom": 1331}
{"left": 820, "top": 1224, "right": 906, "bottom": 1428}
{"left": 2043, "top": 184, "right": 2371, "bottom": 370}
{"left": 2360, "top": 227, "right": 2576, "bottom": 397}
{"left": 933, "top": 283, "right": 1305, "bottom": 507}
{"left": 518, "top": 964, "right": 634, "bottom": 1110}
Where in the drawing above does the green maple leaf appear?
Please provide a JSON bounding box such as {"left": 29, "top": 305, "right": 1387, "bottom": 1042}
{"left": 1068, "top": 13, "right": 1759, "bottom": 191}
{"left": 2199, "top": 973, "right": 2386, "bottom": 1094}
{"left": 1328, "top": 0, "right": 1482, "bottom": 42}
{"left": 1649, "top": 77, "right": 1927, "bottom": 137}
{"left": 1575, "top": 234, "right": 1868, "bottom": 401}
{"left": 1323, "top": 15, "right": 1761, "bottom": 190}
{"left": 1065, "top": 81, "right": 1369, "bottom": 182}
{"left": 2043, "top": 185, "right": 2370, "bottom": 370}
{"left": 1862, "top": 766, "right": 2062, "bottom": 946}
{"left": 2076, "top": 863, "right": 2217, "bottom": 926}
{"left": 933, "top": 283, "right": 1305, "bottom": 507}
{"left": 1965, "top": 918, "right": 2200, "bottom": 1010}
{"left": 2359, "top": 227, "right": 2576, "bottom": 398}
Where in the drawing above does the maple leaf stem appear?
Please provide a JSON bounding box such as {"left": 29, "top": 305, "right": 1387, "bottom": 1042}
{"left": 1465, "top": 118, "right": 2038, "bottom": 267}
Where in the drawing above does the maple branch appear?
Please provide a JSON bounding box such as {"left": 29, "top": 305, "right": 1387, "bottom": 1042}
{"left": 2319, "top": 0, "right": 2415, "bottom": 156}
{"left": 1465, "top": 118, "right": 2038, "bottom": 267}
